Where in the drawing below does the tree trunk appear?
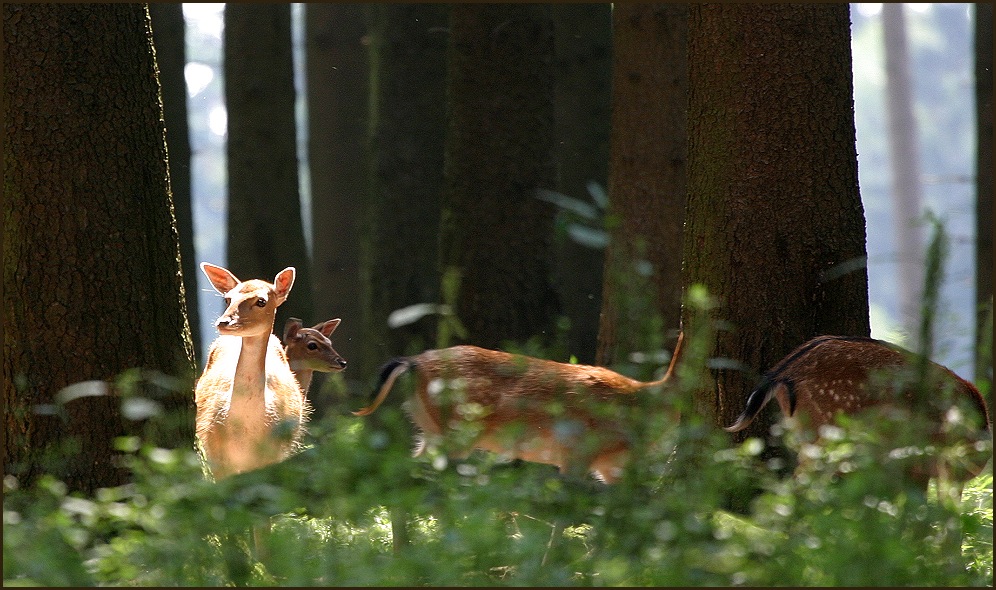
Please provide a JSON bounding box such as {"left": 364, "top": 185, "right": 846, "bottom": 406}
{"left": 596, "top": 3, "right": 687, "bottom": 372}
{"left": 4, "top": 4, "right": 197, "bottom": 494}
{"left": 440, "top": 4, "right": 560, "bottom": 350}
{"left": 975, "top": 3, "right": 993, "bottom": 386}
{"left": 684, "top": 4, "right": 869, "bottom": 440}
{"left": 224, "top": 4, "right": 313, "bottom": 328}
{"left": 550, "top": 3, "right": 612, "bottom": 364}
{"left": 305, "top": 3, "right": 369, "bottom": 409}
{"left": 882, "top": 3, "right": 926, "bottom": 344}
{"left": 366, "top": 4, "right": 448, "bottom": 371}
{"left": 150, "top": 3, "right": 201, "bottom": 363}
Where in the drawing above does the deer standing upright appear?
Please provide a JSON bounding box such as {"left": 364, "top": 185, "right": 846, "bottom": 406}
{"left": 194, "top": 263, "right": 306, "bottom": 480}
{"left": 725, "top": 335, "right": 991, "bottom": 494}
{"left": 282, "top": 317, "right": 347, "bottom": 398}
{"left": 353, "top": 334, "right": 684, "bottom": 483}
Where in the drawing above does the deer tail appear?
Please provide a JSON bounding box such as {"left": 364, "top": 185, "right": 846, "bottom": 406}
{"left": 352, "top": 358, "right": 413, "bottom": 417}
{"left": 724, "top": 375, "right": 788, "bottom": 433}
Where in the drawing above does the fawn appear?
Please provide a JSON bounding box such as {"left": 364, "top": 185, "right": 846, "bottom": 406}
{"left": 194, "top": 263, "right": 306, "bottom": 480}
{"left": 725, "top": 335, "right": 991, "bottom": 494}
{"left": 282, "top": 317, "right": 347, "bottom": 398}
{"left": 353, "top": 334, "right": 684, "bottom": 483}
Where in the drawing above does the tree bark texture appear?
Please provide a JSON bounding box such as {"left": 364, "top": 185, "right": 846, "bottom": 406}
{"left": 365, "top": 4, "right": 448, "bottom": 372}
{"left": 4, "top": 4, "right": 197, "bottom": 493}
{"left": 440, "top": 4, "right": 560, "bottom": 350}
{"left": 224, "top": 4, "right": 313, "bottom": 328}
{"left": 684, "top": 4, "right": 870, "bottom": 439}
{"left": 975, "top": 3, "right": 993, "bottom": 386}
{"left": 305, "top": 3, "right": 370, "bottom": 403}
{"left": 596, "top": 3, "right": 687, "bottom": 370}
{"left": 550, "top": 3, "right": 611, "bottom": 364}
{"left": 150, "top": 3, "right": 201, "bottom": 362}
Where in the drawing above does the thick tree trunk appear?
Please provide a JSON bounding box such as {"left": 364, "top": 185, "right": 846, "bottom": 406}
{"left": 975, "top": 3, "right": 993, "bottom": 386}
{"left": 597, "top": 3, "right": 687, "bottom": 371}
{"left": 224, "top": 4, "right": 313, "bottom": 328}
{"left": 366, "top": 4, "right": 448, "bottom": 371}
{"left": 4, "top": 4, "right": 196, "bottom": 494}
{"left": 551, "top": 3, "right": 612, "bottom": 364}
{"left": 150, "top": 3, "right": 201, "bottom": 363}
{"left": 684, "top": 4, "right": 869, "bottom": 439}
{"left": 305, "top": 3, "right": 369, "bottom": 408}
{"left": 440, "top": 4, "right": 560, "bottom": 350}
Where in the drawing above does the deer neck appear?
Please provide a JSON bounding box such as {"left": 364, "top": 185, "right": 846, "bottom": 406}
{"left": 293, "top": 368, "right": 314, "bottom": 396}
{"left": 231, "top": 331, "right": 270, "bottom": 403}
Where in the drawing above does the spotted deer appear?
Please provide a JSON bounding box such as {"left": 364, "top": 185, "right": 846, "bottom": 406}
{"left": 194, "top": 263, "right": 307, "bottom": 481}
{"left": 282, "top": 317, "right": 347, "bottom": 398}
{"left": 353, "top": 334, "right": 684, "bottom": 483}
{"left": 725, "top": 335, "right": 991, "bottom": 494}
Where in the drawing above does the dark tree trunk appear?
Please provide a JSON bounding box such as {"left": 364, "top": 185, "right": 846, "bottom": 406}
{"left": 440, "top": 4, "right": 559, "bottom": 350}
{"left": 596, "top": 3, "right": 687, "bottom": 372}
{"left": 150, "top": 3, "right": 201, "bottom": 363}
{"left": 4, "top": 4, "right": 196, "bottom": 494}
{"left": 975, "top": 3, "right": 993, "bottom": 386}
{"left": 882, "top": 2, "right": 926, "bottom": 343}
{"left": 305, "top": 3, "right": 369, "bottom": 409}
{"left": 365, "top": 4, "right": 448, "bottom": 370}
{"left": 550, "top": 3, "right": 612, "bottom": 364}
{"left": 224, "top": 4, "right": 312, "bottom": 328}
{"left": 684, "top": 4, "right": 869, "bottom": 439}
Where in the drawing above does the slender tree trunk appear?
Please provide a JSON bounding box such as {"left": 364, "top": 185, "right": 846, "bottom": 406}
{"left": 684, "top": 4, "right": 869, "bottom": 440}
{"left": 366, "top": 3, "right": 448, "bottom": 370}
{"left": 150, "top": 3, "right": 201, "bottom": 363}
{"left": 440, "top": 4, "right": 560, "bottom": 349}
{"left": 551, "top": 3, "right": 612, "bottom": 364}
{"left": 975, "top": 3, "right": 993, "bottom": 386}
{"left": 596, "top": 3, "right": 687, "bottom": 371}
{"left": 4, "top": 4, "right": 196, "bottom": 494}
{"left": 305, "top": 4, "right": 369, "bottom": 409}
{"left": 224, "top": 4, "right": 312, "bottom": 327}
{"left": 882, "top": 3, "right": 926, "bottom": 344}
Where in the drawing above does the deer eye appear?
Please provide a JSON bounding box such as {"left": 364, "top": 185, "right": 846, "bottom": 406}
{"left": 255, "top": 298, "right": 267, "bottom": 308}
{"left": 307, "top": 342, "right": 318, "bottom": 351}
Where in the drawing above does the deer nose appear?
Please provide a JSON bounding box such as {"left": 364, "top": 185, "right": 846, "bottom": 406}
{"left": 337, "top": 358, "right": 347, "bottom": 369}
{"left": 216, "top": 315, "right": 235, "bottom": 327}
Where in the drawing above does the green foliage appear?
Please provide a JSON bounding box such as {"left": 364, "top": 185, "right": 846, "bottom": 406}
{"left": 5, "top": 320, "right": 992, "bottom": 586}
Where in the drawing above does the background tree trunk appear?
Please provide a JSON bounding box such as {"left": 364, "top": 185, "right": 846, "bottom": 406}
{"left": 224, "top": 4, "right": 313, "bottom": 328}
{"left": 975, "top": 3, "right": 993, "bottom": 388}
{"left": 305, "top": 3, "right": 369, "bottom": 411}
{"left": 4, "top": 4, "right": 196, "bottom": 494}
{"left": 882, "top": 3, "right": 926, "bottom": 344}
{"left": 550, "top": 3, "right": 612, "bottom": 364}
{"left": 150, "top": 3, "right": 201, "bottom": 364}
{"left": 596, "top": 3, "right": 687, "bottom": 374}
{"left": 683, "top": 4, "right": 869, "bottom": 440}
{"left": 440, "top": 4, "right": 560, "bottom": 350}
{"left": 365, "top": 4, "right": 448, "bottom": 372}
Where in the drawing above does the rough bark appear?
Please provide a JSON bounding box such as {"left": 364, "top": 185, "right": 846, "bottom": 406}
{"left": 224, "top": 4, "right": 313, "bottom": 329}
{"left": 150, "top": 3, "right": 201, "bottom": 362}
{"left": 684, "top": 4, "right": 870, "bottom": 440}
{"left": 596, "top": 3, "right": 687, "bottom": 371}
{"left": 4, "top": 4, "right": 196, "bottom": 494}
{"left": 440, "top": 4, "right": 560, "bottom": 350}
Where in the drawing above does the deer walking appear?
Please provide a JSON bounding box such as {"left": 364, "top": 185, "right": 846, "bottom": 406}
{"left": 353, "top": 335, "right": 684, "bottom": 483}
{"left": 725, "top": 335, "right": 991, "bottom": 494}
{"left": 282, "top": 317, "right": 347, "bottom": 398}
{"left": 194, "top": 263, "right": 307, "bottom": 481}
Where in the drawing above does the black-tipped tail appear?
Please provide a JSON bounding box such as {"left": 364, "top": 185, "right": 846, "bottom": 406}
{"left": 353, "top": 358, "right": 412, "bottom": 417}
{"left": 724, "top": 376, "right": 779, "bottom": 433}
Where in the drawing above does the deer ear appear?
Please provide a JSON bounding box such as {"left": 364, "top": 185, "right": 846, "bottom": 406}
{"left": 273, "top": 267, "right": 295, "bottom": 306}
{"left": 201, "top": 262, "right": 240, "bottom": 294}
{"left": 316, "top": 318, "right": 341, "bottom": 337}
{"left": 283, "top": 317, "right": 303, "bottom": 342}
